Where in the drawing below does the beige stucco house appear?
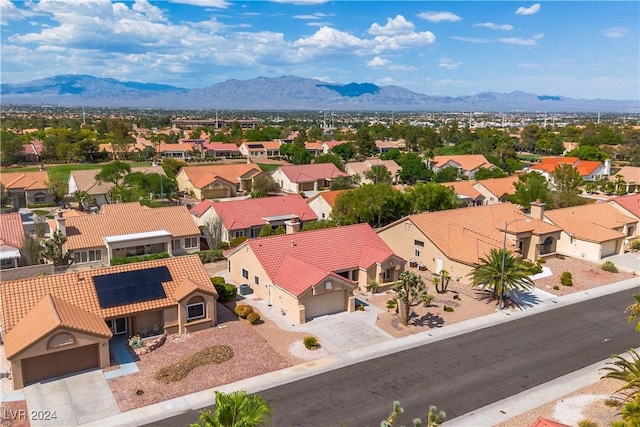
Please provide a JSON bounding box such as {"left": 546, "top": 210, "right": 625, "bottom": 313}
{"left": 0, "top": 171, "right": 53, "bottom": 209}
{"left": 345, "top": 159, "right": 402, "bottom": 185}
{"left": 1, "top": 255, "right": 217, "bottom": 389}
{"left": 271, "top": 164, "right": 349, "bottom": 193}
{"left": 175, "top": 164, "right": 264, "bottom": 200}
{"left": 377, "top": 202, "right": 561, "bottom": 283}
{"left": 306, "top": 190, "right": 347, "bottom": 220}
{"left": 225, "top": 223, "right": 405, "bottom": 324}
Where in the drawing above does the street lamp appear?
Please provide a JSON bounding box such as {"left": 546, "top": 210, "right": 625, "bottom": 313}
{"left": 499, "top": 218, "right": 531, "bottom": 310}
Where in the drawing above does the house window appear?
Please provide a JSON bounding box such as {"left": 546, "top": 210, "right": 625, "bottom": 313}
{"left": 325, "top": 282, "right": 332, "bottom": 290}
{"left": 73, "top": 249, "right": 102, "bottom": 264}
{"left": 383, "top": 269, "right": 392, "bottom": 281}
{"left": 404, "top": 222, "right": 413, "bottom": 231}
{"left": 321, "top": 213, "right": 326, "bottom": 219}
{"left": 184, "top": 237, "right": 198, "bottom": 248}
{"left": 34, "top": 193, "right": 46, "bottom": 203}
{"left": 415, "top": 249, "right": 421, "bottom": 257}
{"left": 242, "top": 268, "right": 249, "bottom": 279}
{"left": 414, "top": 240, "right": 425, "bottom": 247}
{"left": 254, "top": 276, "right": 259, "bottom": 285}
{"left": 171, "top": 239, "right": 181, "bottom": 251}
{"left": 235, "top": 231, "right": 245, "bottom": 238}
{"left": 1, "top": 258, "right": 15, "bottom": 268}
{"left": 187, "top": 302, "right": 205, "bottom": 321}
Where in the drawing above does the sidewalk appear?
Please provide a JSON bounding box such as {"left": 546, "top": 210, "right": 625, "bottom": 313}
{"left": 81, "top": 277, "right": 640, "bottom": 427}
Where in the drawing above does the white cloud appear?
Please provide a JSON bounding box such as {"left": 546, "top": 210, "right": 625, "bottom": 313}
{"left": 132, "top": 0, "right": 167, "bottom": 22}
{"left": 498, "top": 33, "right": 543, "bottom": 46}
{"left": 437, "top": 56, "right": 461, "bottom": 70}
{"left": 518, "top": 62, "right": 541, "bottom": 68}
{"left": 368, "top": 15, "right": 415, "bottom": 36}
{"left": 515, "top": 4, "right": 541, "bottom": 15}
{"left": 372, "top": 31, "right": 436, "bottom": 53}
{"left": 450, "top": 36, "right": 490, "bottom": 44}
{"left": 473, "top": 22, "right": 513, "bottom": 31}
{"left": 0, "top": 0, "right": 38, "bottom": 25}
{"left": 378, "top": 77, "right": 396, "bottom": 85}
{"left": 294, "top": 14, "right": 320, "bottom": 20}
{"left": 602, "top": 27, "right": 628, "bottom": 38}
{"left": 306, "top": 22, "right": 331, "bottom": 27}
{"left": 168, "top": 0, "right": 231, "bottom": 8}
{"left": 294, "top": 26, "right": 366, "bottom": 50}
{"left": 367, "top": 56, "right": 390, "bottom": 68}
{"left": 417, "top": 11, "right": 462, "bottom": 23}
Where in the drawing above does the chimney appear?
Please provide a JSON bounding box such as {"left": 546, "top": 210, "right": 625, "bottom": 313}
{"left": 285, "top": 216, "right": 300, "bottom": 234}
{"left": 529, "top": 199, "right": 546, "bottom": 221}
{"left": 56, "top": 211, "right": 66, "bottom": 236}
{"left": 604, "top": 158, "right": 612, "bottom": 176}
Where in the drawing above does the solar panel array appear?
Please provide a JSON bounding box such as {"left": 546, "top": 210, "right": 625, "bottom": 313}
{"left": 93, "top": 266, "right": 172, "bottom": 308}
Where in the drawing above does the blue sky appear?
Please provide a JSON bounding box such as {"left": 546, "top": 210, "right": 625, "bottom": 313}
{"left": 1, "top": 0, "right": 638, "bottom": 100}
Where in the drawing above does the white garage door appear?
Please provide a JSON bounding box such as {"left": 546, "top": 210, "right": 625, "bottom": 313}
{"left": 601, "top": 240, "right": 618, "bottom": 258}
{"left": 304, "top": 291, "right": 346, "bottom": 320}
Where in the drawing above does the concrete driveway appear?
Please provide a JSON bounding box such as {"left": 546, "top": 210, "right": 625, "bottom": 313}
{"left": 604, "top": 252, "right": 640, "bottom": 273}
{"left": 23, "top": 370, "right": 119, "bottom": 426}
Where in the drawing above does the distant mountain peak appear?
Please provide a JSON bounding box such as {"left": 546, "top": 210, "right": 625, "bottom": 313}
{"left": 316, "top": 82, "right": 380, "bottom": 97}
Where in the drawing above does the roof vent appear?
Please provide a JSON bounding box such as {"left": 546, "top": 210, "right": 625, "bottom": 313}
{"left": 291, "top": 241, "right": 297, "bottom": 247}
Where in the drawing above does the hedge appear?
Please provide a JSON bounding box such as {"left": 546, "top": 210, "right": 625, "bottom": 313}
{"left": 110, "top": 252, "right": 170, "bottom": 266}
{"left": 196, "top": 250, "right": 225, "bottom": 263}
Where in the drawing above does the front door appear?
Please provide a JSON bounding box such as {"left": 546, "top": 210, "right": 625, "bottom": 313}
{"left": 106, "top": 318, "right": 128, "bottom": 335}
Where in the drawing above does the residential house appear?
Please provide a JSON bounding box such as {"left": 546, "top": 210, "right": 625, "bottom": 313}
{"left": 321, "top": 140, "right": 348, "bottom": 154}
{"left": 543, "top": 202, "right": 638, "bottom": 261}
{"left": 304, "top": 142, "right": 324, "bottom": 156}
{"left": 56, "top": 202, "right": 201, "bottom": 269}
{"left": 271, "top": 163, "right": 349, "bottom": 193}
{"left": 474, "top": 176, "right": 519, "bottom": 204}
{"left": 345, "top": 159, "right": 402, "bottom": 185}
{"left": 377, "top": 202, "right": 561, "bottom": 282}
{"left": 157, "top": 142, "right": 198, "bottom": 159}
{"left": 175, "top": 163, "right": 264, "bottom": 200}
{"left": 306, "top": 190, "right": 347, "bottom": 220}
{"left": 206, "top": 195, "right": 317, "bottom": 241}
{"left": 428, "top": 155, "right": 496, "bottom": 180}
{"left": 562, "top": 142, "right": 579, "bottom": 155}
{"left": 0, "top": 171, "right": 52, "bottom": 209}
{"left": 239, "top": 141, "right": 281, "bottom": 158}
{"left": 528, "top": 157, "right": 609, "bottom": 183}
{"left": 609, "top": 166, "right": 640, "bottom": 194}
{"left": 0, "top": 213, "right": 25, "bottom": 269}
{"left": 375, "top": 139, "right": 406, "bottom": 153}
{"left": 202, "top": 142, "right": 241, "bottom": 159}
{"left": 610, "top": 193, "right": 640, "bottom": 229}
{"left": 0, "top": 255, "right": 217, "bottom": 389}
{"left": 443, "top": 181, "right": 485, "bottom": 207}
{"left": 68, "top": 166, "right": 167, "bottom": 206}
{"left": 225, "top": 223, "right": 405, "bottom": 324}
{"left": 16, "top": 140, "right": 44, "bottom": 164}
{"left": 189, "top": 199, "right": 216, "bottom": 227}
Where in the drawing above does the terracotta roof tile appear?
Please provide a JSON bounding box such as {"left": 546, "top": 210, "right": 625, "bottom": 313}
{"left": 612, "top": 193, "right": 640, "bottom": 218}
{"left": 475, "top": 176, "right": 519, "bottom": 198}
{"left": 346, "top": 159, "right": 401, "bottom": 177}
{"left": 544, "top": 203, "right": 636, "bottom": 243}
{"left": 1, "top": 255, "right": 214, "bottom": 335}
{"left": 0, "top": 171, "right": 49, "bottom": 190}
{"left": 431, "top": 155, "right": 492, "bottom": 172}
{"left": 71, "top": 167, "right": 166, "bottom": 195}
{"left": 0, "top": 213, "right": 25, "bottom": 248}
{"left": 190, "top": 200, "right": 215, "bottom": 217}
{"left": 611, "top": 166, "right": 640, "bottom": 185}
{"left": 443, "top": 181, "right": 483, "bottom": 201}
{"left": 213, "top": 195, "right": 317, "bottom": 231}
{"left": 277, "top": 163, "right": 349, "bottom": 183}
{"left": 306, "top": 190, "right": 347, "bottom": 208}
{"left": 529, "top": 157, "right": 603, "bottom": 177}
{"left": 235, "top": 223, "right": 398, "bottom": 296}
{"left": 180, "top": 164, "right": 262, "bottom": 190}
{"left": 530, "top": 417, "right": 570, "bottom": 427}
{"left": 64, "top": 202, "right": 200, "bottom": 250}
{"left": 173, "top": 277, "right": 216, "bottom": 301}
{"left": 203, "top": 142, "right": 240, "bottom": 152}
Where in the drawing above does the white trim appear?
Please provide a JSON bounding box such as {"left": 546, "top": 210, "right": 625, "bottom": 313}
{"left": 104, "top": 230, "right": 171, "bottom": 244}
{"left": 187, "top": 302, "right": 205, "bottom": 321}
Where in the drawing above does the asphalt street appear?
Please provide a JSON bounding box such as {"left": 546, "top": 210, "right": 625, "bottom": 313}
{"left": 151, "top": 289, "right": 638, "bottom": 427}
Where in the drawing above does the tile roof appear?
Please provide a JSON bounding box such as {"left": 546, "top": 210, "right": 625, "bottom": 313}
{"left": 235, "top": 223, "right": 398, "bottom": 296}
{"left": 1, "top": 255, "right": 214, "bottom": 336}
{"left": 213, "top": 195, "right": 317, "bottom": 231}
{"left": 0, "top": 213, "right": 25, "bottom": 248}
{"left": 305, "top": 142, "right": 324, "bottom": 150}
{"left": 276, "top": 163, "right": 349, "bottom": 183}
{"left": 158, "top": 142, "right": 196, "bottom": 153}
{"left": 0, "top": 171, "right": 49, "bottom": 190}
{"left": 64, "top": 202, "right": 200, "bottom": 250}
{"left": 180, "top": 164, "right": 262, "bottom": 190}
{"left": 346, "top": 159, "right": 401, "bottom": 177}
{"left": 306, "top": 190, "right": 347, "bottom": 208}
{"left": 203, "top": 142, "right": 240, "bottom": 152}
{"left": 431, "top": 155, "right": 492, "bottom": 172}
{"left": 190, "top": 200, "right": 214, "bottom": 217}
{"left": 611, "top": 193, "right": 640, "bottom": 218}
{"left": 242, "top": 141, "right": 281, "bottom": 151}
{"left": 611, "top": 166, "right": 640, "bottom": 185}
{"left": 173, "top": 277, "right": 217, "bottom": 301}
{"left": 323, "top": 140, "right": 348, "bottom": 149}
{"left": 530, "top": 417, "right": 570, "bottom": 427}
{"left": 475, "top": 176, "right": 519, "bottom": 198}
{"left": 70, "top": 166, "right": 166, "bottom": 195}
{"left": 544, "top": 202, "right": 637, "bottom": 243}
{"left": 3, "top": 294, "right": 113, "bottom": 359}
{"left": 529, "top": 157, "right": 603, "bottom": 177}
{"left": 391, "top": 203, "right": 560, "bottom": 266}
{"left": 443, "top": 181, "right": 483, "bottom": 201}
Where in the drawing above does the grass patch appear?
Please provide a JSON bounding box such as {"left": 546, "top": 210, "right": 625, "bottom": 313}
{"left": 436, "top": 146, "right": 464, "bottom": 156}
{"left": 154, "top": 345, "right": 234, "bottom": 383}
{"left": 257, "top": 163, "right": 279, "bottom": 172}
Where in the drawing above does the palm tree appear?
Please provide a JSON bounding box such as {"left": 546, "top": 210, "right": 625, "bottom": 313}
{"left": 627, "top": 294, "right": 640, "bottom": 332}
{"left": 468, "top": 248, "right": 534, "bottom": 304}
{"left": 600, "top": 349, "right": 640, "bottom": 403}
{"left": 191, "top": 390, "right": 271, "bottom": 427}
{"left": 70, "top": 190, "right": 95, "bottom": 211}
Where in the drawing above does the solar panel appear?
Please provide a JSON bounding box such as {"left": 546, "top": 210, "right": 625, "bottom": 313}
{"left": 93, "top": 266, "right": 171, "bottom": 308}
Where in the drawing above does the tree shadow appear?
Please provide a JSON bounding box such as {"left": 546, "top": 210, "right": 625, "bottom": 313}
{"left": 508, "top": 290, "right": 544, "bottom": 310}
{"left": 410, "top": 311, "right": 445, "bottom": 328}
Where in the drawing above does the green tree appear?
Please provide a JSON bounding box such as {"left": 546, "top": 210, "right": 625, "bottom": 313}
{"left": 161, "top": 158, "right": 187, "bottom": 180}
{"left": 250, "top": 175, "right": 280, "bottom": 198}
{"left": 508, "top": 172, "right": 551, "bottom": 210}
{"left": 0, "top": 183, "right": 12, "bottom": 209}
{"left": 392, "top": 271, "right": 430, "bottom": 327}
{"left": 600, "top": 349, "right": 640, "bottom": 404}
{"left": 551, "top": 163, "right": 584, "bottom": 208}
{"left": 397, "top": 153, "right": 433, "bottom": 184}
{"left": 404, "top": 182, "right": 460, "bottom": 213}
{"left": 380, "top": 148, "right": 401, "bottom": 161}
{"left": 434, "top": 166, "right": 459, "bottom": 183}
{"left": 467, "top": 248, "right": 534, "bottom": 306}
{"left": 330, "top": 142, "right": 355, "bottom": 162}
{"left": 355, "top": 126, "right": 375, "bottom": 158}
{"left": 627, "top": 294, "right": 640, "bottom": 332}
{"left": 280, "top": 143, "right": 312, "bottom": 165}
{"left": 314, "top": 153, "right": 343, "bottom": 171}
{"left": 567, "top": 145, "right": 608, "bottom": 161}
{"left": 191, "top": 390, "right": 271, "bottom": 427}
{"left": 46, "top": 175, "right": 69, "bottom": 208}
{"left": 0, "top": 130, "right": 26, "bottom": 166}
{"left": 40, "top": 231, "right": 72, "bottom": 267}
{"left": 70, "top": 190, "right": 95, "bottom": 211}
{"left": 365, "top": 165, "right": 392, "bottom": 184}
{"left": 258, "top": 225, "right": 274, "bottom": 237}
{"left": 332, "top": 184, "right": 409, "bottom": 228}
{"left": 21, "top": 234, "right": 42, "bottom": 266}
{"left": 329, "top": 176, "right": 356, "bottom": 190}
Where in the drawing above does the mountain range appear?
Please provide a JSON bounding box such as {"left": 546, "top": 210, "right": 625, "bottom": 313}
{"left": 1, "top": 74, "right": 638, "bottom": 113}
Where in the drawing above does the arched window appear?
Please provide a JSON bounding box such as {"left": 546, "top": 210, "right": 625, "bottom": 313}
{"left": 34, "top": 193, "right": 46, "bottom": 204}
{"left": 540, "top": 237, "right": 554, "bottom": 255}
{"left": 186, "top": 295, "right": 206, "bottom": 321}
{"left": 47, "top": 332, "right": 76, "bottom": 349}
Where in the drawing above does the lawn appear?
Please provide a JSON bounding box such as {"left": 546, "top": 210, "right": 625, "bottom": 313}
{"left": 257, "top": 163, "right": 279, "bottom": 172}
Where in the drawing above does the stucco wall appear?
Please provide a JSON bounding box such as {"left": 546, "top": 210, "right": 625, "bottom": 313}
{"left": 555, "top": 232, "right": 617, "bottom": 262}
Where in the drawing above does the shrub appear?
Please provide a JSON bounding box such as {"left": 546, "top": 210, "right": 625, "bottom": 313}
{"left": 110, "top": 252, "right": 170, "bottom": 266}
{"left": 234, "top": 304, "right": 253, "bottom": 319}
{"left": 217, "top": 241, "right": 230, "bottom": 250}
{"left": 229, "top": 236, "right": 248, "bottom": 248}
{"left": 386, "top": 299, "right": 397, "bottom": 310}
{"left": 577, "top": 420, "right": 597, "bottom": 427}
{"left": 601, "top": 261, "right": 618, "bottom": 273}
{"left": 537, "top": 257, "right": 546, "bottom": 264}
{"left": 368, "top": 280, "right": 379, "bottom": 293}
{"left": 604, "top": 398, "right": 621, "bottom": 407}
{"left": 211, "top": 276, "right": 226, "bottom": 285}
{"left": 303, "top": 336, "right": 320, "bottom": 350}
{"left": 523, "top": 260, "right": 543, "bottom": 275}
{"left": 246, "top": 312, "right": 261, "bottom": 325}
{"left": 196, "top": 250, "right": 225, "bottom": 264}
{"left": 213, "top": 282, "right": 237, "bottom": 303}
{"left": 27, "top": 202, "right": 56, "bottom": 208}
{"left": 553, "top": 285, "right": 560, "bottom": 290}
{"left": 444, "top": 306, "right": 454, "bottom": 313}
{"left": 556, "top": 254, "right": 565, "bottom": 260}
{"left": 129, "top": 335, "right": 144, "bottom": 349}
{"left": 560, "top": 271, "right": 573, "bottom": 286}
{"left": 422, "top": 294, "right": 436, "bottom": 307}
{"left": 631, "top": 239, "right": 640, "bottom": 251}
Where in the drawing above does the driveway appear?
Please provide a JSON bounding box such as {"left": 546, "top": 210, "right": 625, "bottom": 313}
{"left": 604, "top": 252, "right": 640, "bottom": 273}
{"left": 23, "top": 370, "right": 119, "bottom": 426}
